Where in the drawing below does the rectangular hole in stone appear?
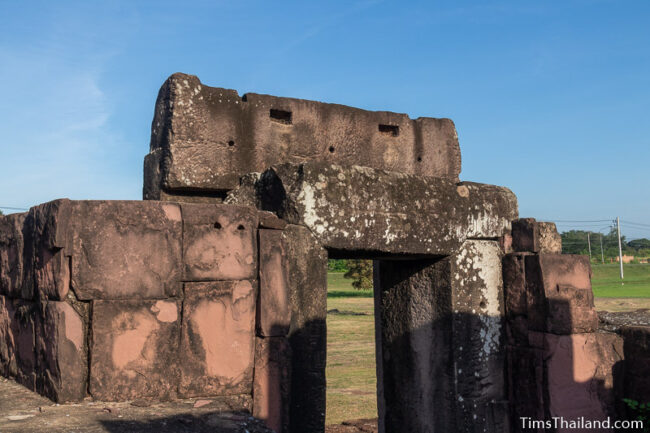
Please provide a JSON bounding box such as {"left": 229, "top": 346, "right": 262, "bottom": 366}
{"left": 270, "top": 109, "right": 292, "bottom": 125}
{"left": 378, "top": 124, "right": 399, "bottom": 137}
{"left": 326, "top": 258, "right": 377, "bottom": 427}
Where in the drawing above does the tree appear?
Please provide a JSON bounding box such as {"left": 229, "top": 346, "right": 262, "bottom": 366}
{"left": 344, "top": 259, "right": 373, "bottom": 291}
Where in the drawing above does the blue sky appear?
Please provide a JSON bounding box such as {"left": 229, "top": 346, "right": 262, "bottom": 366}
{"left": 1, "top": 0, "right": 649, "bottom": 239}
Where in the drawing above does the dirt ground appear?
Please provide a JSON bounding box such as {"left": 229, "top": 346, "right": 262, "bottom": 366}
{"left": 325, "top": 418, "right": 378, "bottom": 433}
{"left": 0, "top": 377, "right": 272, "bottom": 433}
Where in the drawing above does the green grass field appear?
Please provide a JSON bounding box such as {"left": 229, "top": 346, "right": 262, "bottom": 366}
{"left": 325, "top": 263, "right": 650, "bottom": 425}
{"left": 591, "top": 263, "right": 650, "bottom": 297}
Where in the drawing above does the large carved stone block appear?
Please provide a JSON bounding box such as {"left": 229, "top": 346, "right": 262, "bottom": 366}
{"left": 181, "top": 203, "right": 257, "bottom": 281}
{"left": 229, "top": 162, "right": 518, "bottom": 256}
{"left": 179, "top": 281, "right": 256, "bottom": 397}
{"left": 89, "top": 299, "right": 181, "bottom": 401}
{"left": 525, "top": 254, "right": 598, "bottom": 335}
{"left": 23, "top": 200, "right": 183, "bottom": 301}
{"left": 257, "top": 229, "right": 290, "bottom": 337}
{"left": 512, "top": 218, "right": 562, "bottom": 254}
{"left": 35, "top": 301, "right": 87, "bottom": 402}
{"left": 144, "top": 73, "right": 462, "bottom": 200}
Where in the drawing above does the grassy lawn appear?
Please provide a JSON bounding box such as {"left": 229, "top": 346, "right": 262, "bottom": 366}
{"left": 324, "top": 263, "right": 650, "bottom": 425}
{"left": 591, "top": 263, "right": 650, "bottom": 298}
{"left": 326, "top": 272, "right": 376, "bottom": 425}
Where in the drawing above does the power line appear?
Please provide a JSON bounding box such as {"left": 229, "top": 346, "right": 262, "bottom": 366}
{"left": 0, "top": 206, "right": 28, "bottom": 211}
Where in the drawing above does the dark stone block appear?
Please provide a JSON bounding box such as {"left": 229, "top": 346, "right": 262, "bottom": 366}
{"left": 281, "top": 225, "right": 327, "bottom": 433}
{"left": 0, "top": 213, "right": 28, "bottom": 298}
{"left": 375, "top": 257, "right": 455, "bottom": 433}
{"left": 512, "top": 218, "right": 562, "bottom": 254}
{"left": 525, "top": 254, "right": 598, "bottom": 334}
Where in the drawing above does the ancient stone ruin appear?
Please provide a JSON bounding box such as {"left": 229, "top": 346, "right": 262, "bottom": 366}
{"left": 1, "top": 73, "right": 649, "bottom": 432}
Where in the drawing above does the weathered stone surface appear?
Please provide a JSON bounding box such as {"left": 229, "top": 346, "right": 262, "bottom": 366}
{"left": 35, "top": 301, "right": 87, "bottom": 402}
{"left": 539, "top": 331, "right": 623, "bottom": 428}
{"left": 525, "top": 254, "right": 598, "bottom": 334}
{"left": 229, "top": 162, "right": 518, "bottom": 255}
{"left": 506, "top": 345, "right": 545, "bottom": 433}
{"left": 258, "top": 229, "right": 290, "bottom": 337}
{"left": 258, "top": 211, "right": 287, "bottom": 230}
{"left": 69, "top": 201, "right": 183, "bottom": 300}
{"left": 24, "top": 200, "right": 183, "bottom": 301}
{"left": 502, "top": 253, "right": 528, "bottom": 318}
{"left": 451, "top": 240, "right": 507, "bottom": 428}
{"left": 281, "top": 225, "right": 327, "bottom": 433}
{"left": 90, "top": 300, "right": 181, "bottom": 401}
{"left": 0, "top": 213, "right": 28, "bottom": 298}
{"left": 620, "top": 325, "right": 650, "bottom": 402}
{"left": 181, "top": 203, "right": 257, "bottom": 281}
{"left": 253, "top": 336, "right": 291, "bottom": 433}
{"left": 179, "top": 281, "right": 256, "bottom": 397}
{"left": 512, "top": 218, "right": 562, "bottom": 254}
{"left": 6, "top": 299, "right": 39, "bottom": 391}
{"left": 0, "top": 295, "right": 16, "bottom": 377}
{"left": 375, "top": 257, "right": 455, "bottom": 433}
{"left": 28, "top": 200, "right": 73, "bottom": 301}
{"left": 144, "top": 73, "right": 461, "bottom": 199}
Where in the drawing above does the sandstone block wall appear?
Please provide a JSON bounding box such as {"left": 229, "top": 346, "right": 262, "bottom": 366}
{"left": 143, "top": 73, "right": 462, "bottom": 202}
{"left": 504, "top": 218, "right": 624, "bottom": 432}
{"left": 0, "top": 199, "right": 292, "bottom": 427}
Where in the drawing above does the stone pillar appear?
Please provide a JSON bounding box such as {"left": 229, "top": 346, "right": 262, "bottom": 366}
{"left": 451, "top": 240, "right": 509, "bottom": 433}
{"left": 253, "top": 227, "right": 292, "bottom": 433}
{"left": 375, "top": 258, "right": 454, "bottom": 433}
{"left": 281, "top": 225, "right": 327, "bottom": 433}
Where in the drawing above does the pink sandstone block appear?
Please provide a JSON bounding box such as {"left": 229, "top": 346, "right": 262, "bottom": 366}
{"left": 179, "top": 281, "right": 256, "bottom": 397}
{"left": 26, "top": 200, "right": 183, "bottom": 301}
{"left": 0, "top": 213, "right": 28, "bottom": 298}
{"left": 253, "top": 337, "right": 291, "bottom": 433}
{"left": 36, "top": 301, "right": 87, "bottom": 402}
{"left": 89, "top": 299, "right": 181, "bottom": 401}
{"left": 69, "top": 201, "right": 183, "bottom": 300}
{"left": 525, "top": 254, "right": 598, "bottom": 334}
{"left": 257, "top": 229, "right": 290, "bottom": 337}
{"left": 540, "top": 331, "right": 623, "bottom": 431}
{"left": 181, "top": 203, "right": 258, "bottom": 281}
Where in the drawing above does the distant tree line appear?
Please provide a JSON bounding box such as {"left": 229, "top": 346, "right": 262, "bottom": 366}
{"left": 561, "top": 229, "right": 650, "bottom": 261}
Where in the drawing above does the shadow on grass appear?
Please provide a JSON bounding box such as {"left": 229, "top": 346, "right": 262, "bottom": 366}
{"left": 327, "top": 290, "right": 374, "bottom": 298}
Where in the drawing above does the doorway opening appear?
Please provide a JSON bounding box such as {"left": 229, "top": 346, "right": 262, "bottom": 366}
{"left": 325, "top": 258, "right": 378, "bottom": 428}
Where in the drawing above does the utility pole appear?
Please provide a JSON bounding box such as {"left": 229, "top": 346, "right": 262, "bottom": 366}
{"left": 616, "top": 217, "right": 624, "bottom": 280}
{"left": 600, "top": 234, "right": 604, "bottom": 264}
{"left": 587, "top": 232, "right": 592, "bottom": 261}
